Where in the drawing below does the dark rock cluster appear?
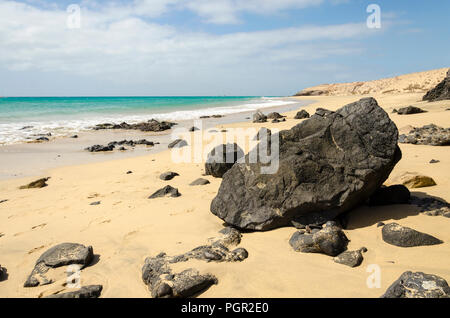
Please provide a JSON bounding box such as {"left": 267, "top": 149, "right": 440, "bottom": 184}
{"left": 410, "top": 196, "right": 450, "bottom": 217}
{"left": 93, "top": 119, "right": 176, "bottom": 132}
{"left": 85, "top": 139, "right": 156, "bottom": 152}
{"left": 399, "top": 124, "right": 450, "bottom": 146}
{"left": 142, "top": 227, "right": 248, "bottom": 298}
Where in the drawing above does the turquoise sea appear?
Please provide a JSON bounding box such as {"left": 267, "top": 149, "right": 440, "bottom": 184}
{"left": 0, "top": 96, "right": 297, "bottom": 145}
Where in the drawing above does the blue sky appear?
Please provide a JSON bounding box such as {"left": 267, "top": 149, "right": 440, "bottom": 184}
{"left": 0, "top": 0, "right": 449, "bottom": 96}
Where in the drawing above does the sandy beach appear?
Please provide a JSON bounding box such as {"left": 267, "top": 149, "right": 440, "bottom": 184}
{"left": 1, "top": 81, "right": 449, "bottom": 298}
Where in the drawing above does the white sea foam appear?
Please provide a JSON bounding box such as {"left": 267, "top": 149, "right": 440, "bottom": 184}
{"left": 0, "top": 98, "right": 298, "bottom": 145}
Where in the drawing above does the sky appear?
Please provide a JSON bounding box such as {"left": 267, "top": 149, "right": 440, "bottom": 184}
{"left": 0, "top": 0, "right": 449, "bottom": 96}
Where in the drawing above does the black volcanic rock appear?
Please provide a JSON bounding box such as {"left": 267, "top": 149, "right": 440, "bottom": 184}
{"left": 267, "top": 112, "right": 285, "bottom": 120}
{"left": 20, "top": 178, "right": 50, "bottom": 189}
{"left": 382, "top": 271, "right": 450, "bottom": 298}
{"left": 149, "top": 186, "right": 181, "bottom": 199}
{"left": 211, "top": 98, "right": 401, "bottom": 231}
{"left": 24, "top": 243, "right": 94, "bottom": 287}
{"left": 289, "top": 222, "right": 349, "bottom": 257}
{"left": 168, "top": 139, "right": 188, "bottom": 149}
{"left": 253, "top": 110, "right": 268, "bottom": 123}
{"left": 160, "top": 172, "right": 179, "bottom": 181}
{"left": 382, "top": 223, "right": 443, "bottom": 247}
{"left": 45, "top": 285, "right": 103, "bottom": 298}
{"left": 423, "top": 69, "right": 450, "bottom": 102}
{"left": 368, "top": 185, "right": 411, "bottom": 206}
{"left": 190, "top": 178, "right": 210, "bottom": 186}
{"left": 94, "top": 119, "right": 176, "bottom": 132}
{"left": 205, "top": 143, "right": 244, "bottom": 178}
{"left": 397, "top": 106, "right": 427, "bottom": 115}
{"left": 399, "top": 124, "right": 450, "bottom": 146}
{"left": 294, "top": 110, "right": 310, "bottom": 119}
{"left": 85, "top": 144, "right": 115, "bottom": 152}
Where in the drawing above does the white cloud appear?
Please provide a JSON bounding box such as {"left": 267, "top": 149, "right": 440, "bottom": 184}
{"left": 0, "top": 0, "right": 382, "bottom": 95}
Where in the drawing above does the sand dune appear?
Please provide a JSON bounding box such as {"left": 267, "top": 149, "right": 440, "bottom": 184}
{"left": 295, "top": 68, "right": 449, "bottom": 96}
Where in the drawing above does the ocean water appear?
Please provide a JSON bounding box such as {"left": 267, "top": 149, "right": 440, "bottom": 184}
{"left": 0, "top": 96, "right": 297, "bottom": 145}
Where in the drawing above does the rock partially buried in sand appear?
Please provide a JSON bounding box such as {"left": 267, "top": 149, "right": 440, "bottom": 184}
{"left": 333, "top": 247, "right": 367, "bottom": 268}
{"left": 168, "top": 139, "right": 188, "bottom": 149}
{"left": 24, "top": 243, "right": 94, "bottom": 287}
{"left": 142, "top": 257, "right": 218, "bottom": 298}
{"left": 0, "top": 199, "right": 8, "bottom": 204}
{"left": 205, "top": 143, "right": 244, "bottom": 178}
{"left": 85, "top": 144, "right": 115, "bottom": 152}
{"left": 410, "top": 196, "right": 450, "bottom": 217}
{"left": 394, "top": 172, "right": 437, "bottom": 189}
{"left": 397, "top": 106, "right": 427, "bottom": 115}
{"left": 0, "top": 265, "right": 5, "bottom": 280}
{"left": 368, "top": 185, "right": 411, "bottom": 206}
{"left": 423, "top": 69, "right": 450, "bottom": 102}
{"left": 399, "top": 124, "right": 450, "bottom": 146}
{"left": 160, "top": 171, "right": 179, "bottom": 181}
{"left": 294, "top": 110, "right": 310, "bottom": 119}
{"left": 189, "top": 178, "right": 210, "bottom": 186}
{"left": 20, "top": 178, "right": 50, "bottom": 190}
{"left": 381, "top": 223, "right": 443, "bottom": 247}
{"left": 267, "top": 112, "right": 285, "bottom": 120}
{"left": 382, "top": 271, "right": 450, "bottom": 298}
{"left": 211, "top": 98, "right": 401, "bottom": 231}
{"left": 289, "top": 222, "right": 349, "bottom": 257}
{"left": 148, "top": 185, "right": 181, "bottom": 199}
{"left": 45, "top": 285, "right": 103, "bottom": 298}
{"left": 141, "top": 227, "right": 247, "bottom": 298}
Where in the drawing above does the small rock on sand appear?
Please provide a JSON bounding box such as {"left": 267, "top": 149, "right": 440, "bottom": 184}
{"left": 333, "top": 248, "right": 367, "bottom": 268}
{"left": 382, "top": 271, "right": 450, "bottom": 298}
{"left": 393, "top": 172, "right": 437, "bottom": 189}
{"left": 159, "top": 172, "right": 179, "bottom": 181}
{"left": 397, "top": 106, "right": 427, "bottom": 115}
{"left": 148, "top": 185, "right": 181, "bottom": 199}
{"left": 19, "top": 178, "right": 50, "bottom": 190}
{"left": 24, "top": 243, "right": 94, "bottom": 287}
{"left": 45, "top": 285, "right": 103, "bottom": 298}
{"left": 168, "top": 139, "right": 188, "bottom": 149}
{"left": 381, "top": 223, "right": 443, "bottom": 247}
{"left": 289, "top": 222, "right": 349, "bottom": 257}
{"left": 189, "top": 178, "right": 210, "bottom": 186}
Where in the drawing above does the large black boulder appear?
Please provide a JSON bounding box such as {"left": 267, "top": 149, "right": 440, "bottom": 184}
{"left": 205, "top": 143, "right": 244, "bottom": 178}
{"left": 382, "top": 271, "right": 450, "bottom": 298}
{"left": 423, "top": 69, "right": 450, "bottom": 102}
{"left": 211, "top": 97, "right": 401, "bottom": 231}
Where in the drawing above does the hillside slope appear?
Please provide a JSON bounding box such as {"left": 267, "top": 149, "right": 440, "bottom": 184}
{"left": 295, "top": 68, "right": 449, "bottom": 96}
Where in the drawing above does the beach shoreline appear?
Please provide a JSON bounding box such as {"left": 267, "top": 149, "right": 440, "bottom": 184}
{"left": 0, "top": 90, "right": 449, "bottom": 298}
{"left": 0, "top": 98, "right": 309, "bottom": 180}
